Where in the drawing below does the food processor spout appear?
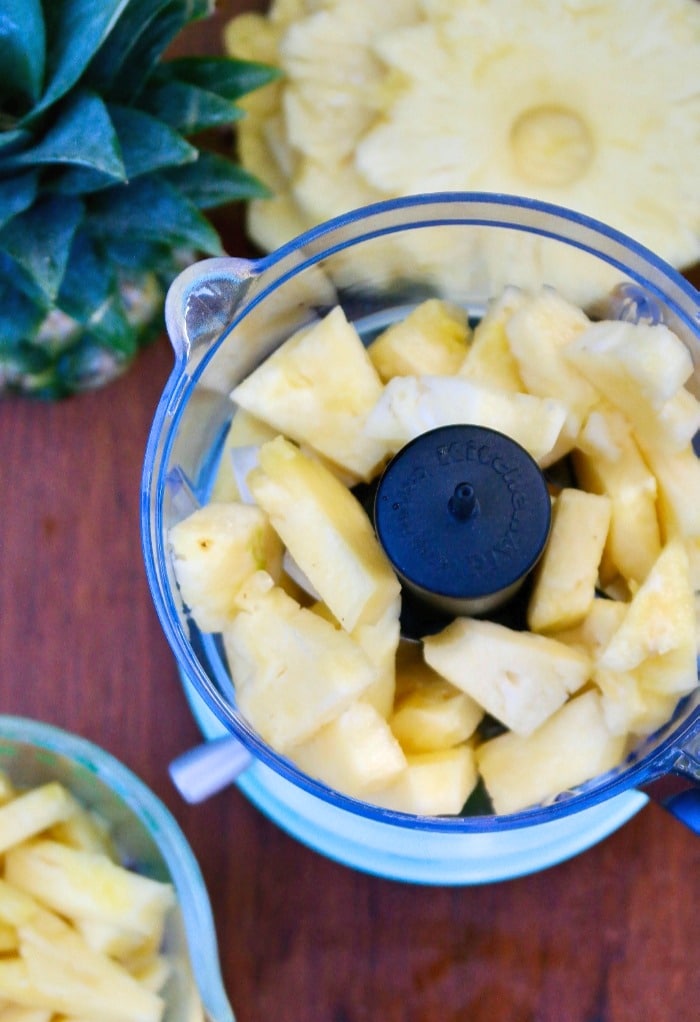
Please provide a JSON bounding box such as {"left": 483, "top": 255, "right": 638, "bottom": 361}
{"left": 164, "top": 256, "right": 258, "bottom": 364}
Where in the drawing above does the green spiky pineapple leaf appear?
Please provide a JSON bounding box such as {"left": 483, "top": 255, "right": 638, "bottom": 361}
{"left": 81, "top": 0, "right": 207, "bottom": 96}
{"left": 57, "top": 229, "right": 134, "bottom": 351}
{"left": 140, "top": 78, "right": 244, "bottom": 134}
{"left": 6, "top": 90, "right": 126, "bottom": 178}
{"left": 0, "top": 195, "right": 83, "bottom": 300}
{"left": 89, "top": 175, "right": 223, "bottom": 254}
{"left": 163, "top": 56, "right": 280, "bottom": 100}
{"left": 50, "top": 104, "right": 198, "bottom": 196}
{"left": 0, "top": 0, "right": 275, "bottom": 397}
{"left": 109, "top": 105, "right": 198, "bottom": 176}
{"left": 95, "top": 0, "right": 213, "bottom": 103}
{"left": 0, "top": 0, "right": 45, "bottom": 107}
{"left": 0, "top": 257, "right": 47, "bottom": 344}
{"left": 0, "top": 171, "right": 39, "bottom": 228}
{"left": 164, "top": 152, "right": 270, "bottom": 208}
{"left": 140, "top": 58, "right": 280, "bottom": 133}
{"left": 0, "top": 129, "right": 31, "bottom": 154}
{"left": 32, "top": 0, "right": 132, "bottom": 117}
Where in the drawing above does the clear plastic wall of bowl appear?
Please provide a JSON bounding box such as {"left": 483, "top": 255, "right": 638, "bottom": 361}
{"left": 0, "top": 716, "right": 234, "bottom": 1022}
{"left": 141, "top": 192, "right": 700, "bottom": 832}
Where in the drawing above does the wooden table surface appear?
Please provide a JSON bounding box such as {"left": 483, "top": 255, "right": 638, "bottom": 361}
{"left": 1, "top": 3, "right": 699, "bottom": 1020}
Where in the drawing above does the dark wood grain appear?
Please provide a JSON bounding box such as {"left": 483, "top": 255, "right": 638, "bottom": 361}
{"left": 1, "top": 4, "right": 698, "bottom": 1021}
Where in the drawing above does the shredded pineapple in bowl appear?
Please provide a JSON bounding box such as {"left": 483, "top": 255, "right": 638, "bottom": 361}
{"left": 0, "top": 716, "right": 233, "bottom": 1022}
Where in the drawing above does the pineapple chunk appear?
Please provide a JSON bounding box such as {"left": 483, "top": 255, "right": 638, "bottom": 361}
{"left": 169, "top": 501, "right": 283, "bottom": 633}
{"left": 247, "top": 436, "right": 401, "bottom": 631}
{"left": 0, "top": 783, "right": 77, "bottom": 855}
{"left": 634, "top": 644, "right": 698, "bottom": 696}
{"left": 223, "top": 575, "right": 378, "bottom": 751}
{"left": 602, "top": 492, "right": 661, "bottom": 589}
{"left": 505, "top": 285, "right": 598, "bottom": 444}
{"left": 209, "top": 410, "right": 278, "bottom": 502}
{"left": 554, "top": 597, "right": 627, "bottom": 657}
{"left": 371, "top": 745, "right": 478, "bottom": 817}
{"left": 594, "top": 666, "right": 680, "bottom": 737}
{"left": 573, "top": 404, "right": 661, "bottom": 585}
{"left": 650, "top": 386, "right": 700, "bottom": 454}
{"left": 225, "top": 408, "right": 278, "bottom": 448}
{"left": 289, "top": 701, "right": 407, "bottom": 797}
{"left": 363, "top": 374, "right": 568, "bottom": 465}
{"left": 0, "top": 876, "right": 42, "bottom": 929}
{"left": 390, "top": 644, "right": 483, "bottom": 753}
{"left": 476, "top": 690, "right": 626, "bottom": 815}
{"left": 367, "top": 298, "right": 470, "bottom": 381}
{"left": 129, "top": 953, "right": 172, "bottom": 996}
{"left": 564, "top": 319, "right": 700, "bottom": 452}
{"left": 527, "top": 488, "right": 612, "bottom": 634}
{"left": 230, "top": 305, "right": 386, "bottom": 480}
{"left": 311, "top": 596, "right": 401, "bottom": 719}
{"left": 638, "top": 440, "right": 700, "bottom": 543}
{"left": 351, "top": 596, "right": 401, "bottom": 719}
{"left": 598, "top": 540, "right": 696, "bottom": 674}
{"left": 423, "top": 618, "right": 591, "bottom": 736}
{"left": 457, "top": 285, "right": 525, "bottom": 391}
{"left": 567, "top": 318, "right": 694, "bottom": 402}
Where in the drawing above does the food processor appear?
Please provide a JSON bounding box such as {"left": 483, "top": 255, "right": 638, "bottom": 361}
{"left": 141, "top": 193, "right": 700, "bottom": 884}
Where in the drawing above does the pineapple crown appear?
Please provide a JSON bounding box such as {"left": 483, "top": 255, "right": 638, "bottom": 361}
{"left": 0, "top": 0, "right": 278, "bottom": 397}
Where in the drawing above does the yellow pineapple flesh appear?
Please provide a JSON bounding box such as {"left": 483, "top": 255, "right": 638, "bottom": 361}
{"left": 367, "top": 298, "right": 471, "bottom": 381}
{"left": 247, "top": 436, "right": 401, "bottom": 631}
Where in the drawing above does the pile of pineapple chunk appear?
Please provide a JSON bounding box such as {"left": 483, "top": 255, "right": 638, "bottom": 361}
{"left": 0, "top": 774, "right": 186, "bottom": 1021}
{"left": 170, "top": 287, "right": 700, "bottom": 817}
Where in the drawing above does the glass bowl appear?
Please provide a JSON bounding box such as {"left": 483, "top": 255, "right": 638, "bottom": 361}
{"left": 0, "top": 715, "right": 234, "bottom": 1022}
{"left": 141, "top": 193, "right": 700, "bottom": 880}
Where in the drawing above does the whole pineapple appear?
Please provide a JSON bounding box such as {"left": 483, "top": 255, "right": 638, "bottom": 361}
{"left": 0, "top": 0, "right": 276, "bottom": 398}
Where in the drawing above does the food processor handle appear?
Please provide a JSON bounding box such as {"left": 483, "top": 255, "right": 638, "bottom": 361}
{"left": 164, "top": 256, "right": 258, "bottom": 362}
{"left": 169, "top": 735, "right": 253, "bottom": 803}
{"left": 642, "top": 719, "right": 700, "bottom": 834}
